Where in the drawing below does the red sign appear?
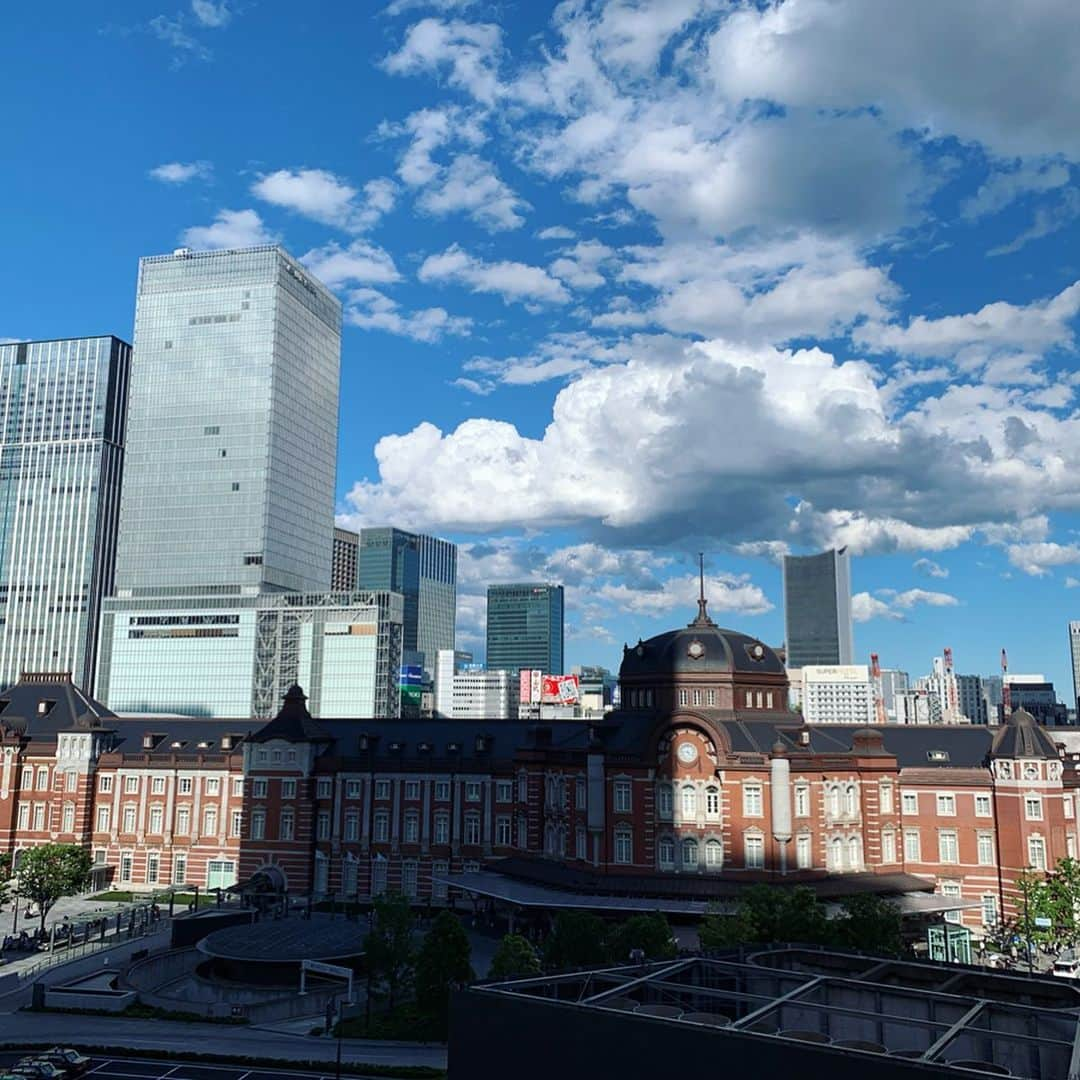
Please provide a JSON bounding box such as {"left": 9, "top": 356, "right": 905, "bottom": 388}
{"left": 541, "top": 674, "right": 580, "bottom": 705}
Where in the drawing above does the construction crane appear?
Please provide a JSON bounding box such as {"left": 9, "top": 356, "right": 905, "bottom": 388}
{"left": 943, "top": 646, "right": 959, "bottom": 716}
{"left": 870, "top": 652, "right": 887, "bottom": 725}
{"left": 1002, "top": 648, "right": 1011, "bottom": 718}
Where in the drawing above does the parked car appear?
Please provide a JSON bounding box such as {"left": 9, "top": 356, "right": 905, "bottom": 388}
{"left": 1052, "top": 956, "right": 1080, "bottom": 981}
{"left": 11, "top": 1062, "right": 66, "bottom": 1080}
{"left": 34, "top": 1051, "right": 90, "bottom": 1078}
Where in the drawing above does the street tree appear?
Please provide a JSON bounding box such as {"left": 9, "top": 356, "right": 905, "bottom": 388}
{"left": 542, "top": 911, "right": 609, "bottom": 971}
{"left": 698, "top": 903, "right": 753, "bottom": 951}
{"left": 489, "top": 933, "right": 541, "bottom": 979}
{"left": 0, "top": 853, "right": 11, "bottom": 911}
{"left": 364, "top": 892, "right": 416, "bottom": 1012}
{"left": 833, "top": 894, "right": 903, "bottom": 957}
{"left": 17, "top": 844, "right": 92, "bottom": 932}
{"left": 415, "top": 910, "right": 474, "bottom": 1036}
{"left": 606, "top": 913, "right": 677, "bottom": 963}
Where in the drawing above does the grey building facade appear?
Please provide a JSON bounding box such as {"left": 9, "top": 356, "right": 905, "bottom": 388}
{"left": 486, "top": 583, "right": 564, "bottom": 675}
{"left": 357, "top": 527, "right": 456, "bottom": 678}
{"left": 782, "top": 548, "right": 854, "bottom": 668}
{"left": 1070, "top": 620, "right": 1080, "bottom": 712}
{"left": 332, "top": 526, "right": 359, "bottom": 591}
{"left": 98, "top": 246, "right": 359, "bottom": 717}
{"left": 0, "top": 336, "right": 131, "bottom": 690}
{"left": 111, "top": 246, "right": 339, "bottom": 597}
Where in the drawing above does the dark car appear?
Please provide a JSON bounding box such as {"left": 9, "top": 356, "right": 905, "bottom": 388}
{"left": 34, "top": 1052, "right": 90, "bottom": 1078}
{"left": 11, "top": 1062, "right": 66, "bottom": 1080}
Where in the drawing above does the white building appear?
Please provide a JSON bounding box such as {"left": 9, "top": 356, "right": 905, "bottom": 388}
{"left": 433, "top": 648, "right": 474, "bottom": 718}
{"left": 800, "top": 665, "right": 875, "bottom": 724}
{"left": 448, "top": 668, "right": 520, "bottom": 720}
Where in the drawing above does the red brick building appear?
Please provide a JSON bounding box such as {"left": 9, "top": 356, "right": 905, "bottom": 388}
{"left": 0, "top": 602, "right": 1074, "bottom": 932}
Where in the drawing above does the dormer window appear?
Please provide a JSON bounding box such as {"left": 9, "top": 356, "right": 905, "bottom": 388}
{"left": 37, "top": 700, "right": 53, "bottom": 716}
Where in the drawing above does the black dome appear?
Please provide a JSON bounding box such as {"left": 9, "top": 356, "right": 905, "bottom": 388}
{"left": 620, "top": 623, "right": 785, "bottom": 678}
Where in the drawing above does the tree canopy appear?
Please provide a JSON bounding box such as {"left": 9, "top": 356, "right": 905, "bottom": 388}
{"left": 364, "top": 892, "right": 416, "bottom": 1011}
{"left": 489, "top": 933, "right": 541, "bottom": 979}
{"left": 415, "top": 910, "right": 474, "bottom": 1036}
{"left": 17, "top": 844, "right": 91, "bottom": 931}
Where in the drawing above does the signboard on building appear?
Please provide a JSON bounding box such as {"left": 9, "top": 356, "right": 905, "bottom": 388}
{"left": 519, "top": 669, "right": 544, "bottom": 705}
{"left": 541, "top": 674, "right": 580, "bottom": 705}
{"left": 398, "top": 664, "right": 423, "bottom": 708}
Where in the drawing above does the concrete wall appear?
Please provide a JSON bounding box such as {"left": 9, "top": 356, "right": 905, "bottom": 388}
{"left": 43, "top": 987, "right": 136, "bottom": 1013}
{"left": 125, "top": 947, "right": 342, "bottom": 1022}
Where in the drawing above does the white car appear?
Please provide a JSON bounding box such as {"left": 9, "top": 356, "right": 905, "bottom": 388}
{"left": 1052, "top": 957, "right": 1080, "bottom": 980}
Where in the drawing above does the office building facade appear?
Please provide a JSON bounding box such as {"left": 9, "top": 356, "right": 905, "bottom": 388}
{"left": 448, "top": 668, "right": 520, "bottom": 720}
{"left": 416, "top": 534, "right": 457, "bottom": 678}
{"left": 0, "top": 336, "right": 131, "bottom": 691}
{"left": 800, "top": 665, "right": 875, "bottom": 725}
{"left": 98, "top": 589, "right": 402, "bottom": 719}
{"left": 357, "top": 528, "right": 456, "bottom": 679}
{"left": 782, "top": 548, "right": 853, "bottom": 668}
{"left": 486, "top": 583, "right": 564, "bottom": 675}
{"left": 112, "top": 246, "right": 340, "bottom": 597}
{"left": 331, "top": 527, "right": 359, "bottom": 592}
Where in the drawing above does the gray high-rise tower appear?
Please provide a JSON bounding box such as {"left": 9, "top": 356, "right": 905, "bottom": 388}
{"left": 0, "top": 336, "right": 131, "bottom": 690}
{"left": 486, "top": 583, "right": 564, "bottom": 675}
{"left": 1069, "top": 621, "right": 1080, "bottom": 713}
{"left": 95, "top": 247, "right": 404, "bottom": 720}
{"left": 783, "top": 548, "right": 853, "bottom": 668}
{"left": 112, "top": 245, "right": 339, "bottom": 596}
{"left": 356, "top": 527, "right": 457, "bottom": 677}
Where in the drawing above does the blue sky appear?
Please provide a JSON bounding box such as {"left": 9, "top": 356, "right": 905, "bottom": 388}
{"left": 4, "top": 0, "right": 1080, "bottom": 696}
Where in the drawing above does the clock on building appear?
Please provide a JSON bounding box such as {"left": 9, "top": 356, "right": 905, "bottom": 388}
{"left": 687, "top": 640, "right": 705, "bottom": 659}
{"left": 677, "top": 741, "right": 699, "bottom": 764}
{"left": 1024, "top": 762, "right": 1039, "bottom": 780}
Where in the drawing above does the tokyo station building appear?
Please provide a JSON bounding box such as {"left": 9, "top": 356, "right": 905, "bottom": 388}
{"left": 0, "top": 598, "right": 1076, "bottom": 931}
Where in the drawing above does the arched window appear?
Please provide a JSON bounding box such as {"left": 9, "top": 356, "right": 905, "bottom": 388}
{"left": 844, "top": 784, "right": 858, "bottom": 816}
{"left": 848, "top": 836, "right": 862, "bottom": 869}
{"left": 658, "top": 836, "right": 675, "bottom": 867}
{"left": 658, "top": 783, "right": 674, "bottom": 819}
{"left": 682, "top": 784, "right": 697, "bottom": 818}
{"left": 705, "top": 786, "right": 720, "bottom": 818}
{"left": 828, "top": 785, "right": 841, "bottom": 818}
{"left": 828, "top": 836, "right": 843, "bottom": 870}
{"left": 705, "top": 839, "right": 723, "bottom": 868}
{"left": 682, "top": 837, "right": 698, "bottom": 868}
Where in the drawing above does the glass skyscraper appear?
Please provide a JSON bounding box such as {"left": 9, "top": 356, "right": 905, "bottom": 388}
{"left": 782, "top": 548, "right": 854, "bottom": 668}
{"left": 486, "top": 583, "right": 564, "bottom": 675}
{"left": 0, "top": 337, "right": 130, "bottom": 690}
{"left": 112, "top": 246, "right": 340, "bottom": 596}
{"left": 98, "top": 245, "right": 385, "bottom": 718}
{"left": 357, "top": 527, "right": 456, "bottom": 677}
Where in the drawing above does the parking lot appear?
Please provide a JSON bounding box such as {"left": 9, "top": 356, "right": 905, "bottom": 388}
{"left": 0, "top": 1056, "right": 375, "bottom": 1080}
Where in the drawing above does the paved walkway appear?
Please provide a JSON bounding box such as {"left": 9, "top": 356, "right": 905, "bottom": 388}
{"left": 0, "top": 1013, "right": 447, "bottom": 1070}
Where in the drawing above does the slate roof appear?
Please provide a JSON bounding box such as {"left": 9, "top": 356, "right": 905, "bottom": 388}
{"left": 989, "top": 708, "right": 1061, "bottom": 760}
{"left": 247, "top": 685, "right": 332, "bottom": 744}
{"left": 0, "top": 672, "right": 114, "bottom": 738}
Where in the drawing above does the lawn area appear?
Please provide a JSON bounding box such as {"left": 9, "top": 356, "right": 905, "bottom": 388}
{"left": 91, "top": 891, "right": 217, "bottom": 907}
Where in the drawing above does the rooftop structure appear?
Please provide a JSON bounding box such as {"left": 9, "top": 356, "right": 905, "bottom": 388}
{"left": 457, "top": 948, "right": 1080, "bottom": 1079}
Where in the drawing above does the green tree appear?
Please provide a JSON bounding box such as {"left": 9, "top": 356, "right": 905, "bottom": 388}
{"left": 740, "top": 884, "right": 829, "bottom": 944}
{"left": 833, "top": 894, "right": 902, "bottom": 957}
{"left": 489, "top": 933, "right": 541, "bottom": 979}
{"left": 606, "top": 913, "right": 677, "bottom": 963}
{"left": 542, "top": 911, "right": 610, "bottom": 971}
{"left": 17, "top": 844, "right": 91, "bottom": 932}
{"left": 0, "top": 853, "right": 11, "bottom": 912}
{"left": 364, "top": 892, "right": 416, "bottom": 1012}
{"left": 415, "top": 911, "right": 474, "bottom": 1037}
{"left": 1043, "top": 857, "right": 1080, "bottom": 951}
{"left": 698, "top": 903, "right": 753, "bottom": 951}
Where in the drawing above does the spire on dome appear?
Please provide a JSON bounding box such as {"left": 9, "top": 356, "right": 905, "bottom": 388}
{"left": 690, "top": 551, "right": 717, "bottom": 628}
